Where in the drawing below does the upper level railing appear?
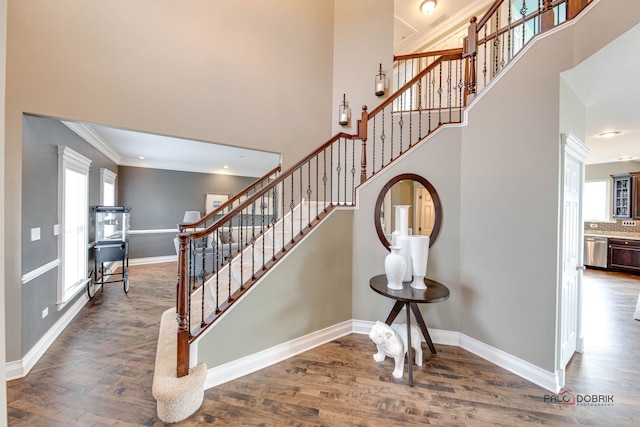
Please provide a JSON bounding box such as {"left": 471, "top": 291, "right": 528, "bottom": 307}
{"left": 393, "top": 0, "right": 591, "bottom": 101}
{"left": 175, "top": 0, "right": 592, "bottom": 378}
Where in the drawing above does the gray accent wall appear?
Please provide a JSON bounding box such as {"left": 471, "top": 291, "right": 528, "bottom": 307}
{"left": 197, "top": 209, "right": 353, "bottom": 367}
{"left": 21, "top": 115, "right": 118, "bottom": 355}
{"left": 117, "top": 166, "right": 257, "bottom": 259}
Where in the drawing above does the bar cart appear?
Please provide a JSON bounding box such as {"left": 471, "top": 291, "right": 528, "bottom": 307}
{"left": 90, "top": 206, "right": 131, "bottom": 299}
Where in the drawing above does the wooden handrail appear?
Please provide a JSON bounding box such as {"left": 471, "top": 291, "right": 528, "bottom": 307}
{"left": 179, "top": 163, "right": 282, "bottom": 230}
{"left": 476, "top": 0, "right": 504, "bottom": 30}
{"left": 394, "top": 48, "right": 464, "bottom": 62}
{"left": 189, "top": 132, "right": 358, "bottom": 240}
{"left": 177, "top": 0, "right": 594, "bottom": 379}
{"left": 368, "top": 53, "right": 463, "bottom": 117}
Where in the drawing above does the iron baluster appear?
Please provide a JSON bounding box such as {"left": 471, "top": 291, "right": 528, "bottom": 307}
{"left": 351, "top": 139, "right": 356, "bottom": 204}
{"left": 380, "top": 107, "right": 386, "bottom": 167}
{"left": 438, "top": 62, "right": 443, "bottom": 125}
{"left": 323, "top": 148, "right": 327, "bottom": 212}
{"left": 336, "top": 138, "right": 341, "bottom": 204}
{"left": 372, "top": 116, "right": 377, "bottom": 174}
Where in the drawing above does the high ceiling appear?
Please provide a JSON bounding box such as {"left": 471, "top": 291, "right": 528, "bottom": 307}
{"left": 561, "top": 23, "right": 640, "bottom": 165}
{"left": 394, "top": 0, "right": 640, "bottom": 166}
{"left": 63, "top": 1, "right": 638, "bottom": 174}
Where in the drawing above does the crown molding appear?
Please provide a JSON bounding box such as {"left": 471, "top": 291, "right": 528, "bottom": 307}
{"left": 61, "top": 121, "right": 122, "bottom": 164}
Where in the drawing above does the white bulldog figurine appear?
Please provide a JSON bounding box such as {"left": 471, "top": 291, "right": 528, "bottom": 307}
{"left": 369, "top": 321, "right": 423, "bottom": 379}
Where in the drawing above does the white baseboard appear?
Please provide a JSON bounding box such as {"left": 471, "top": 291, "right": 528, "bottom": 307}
{"left": 205, "top": 319, "right": 557, "bottom": 392}
{"left": 459, "top": 333, "right": 558, "bottom": 392}
{"left": 128, "top": 255, "right": 177, "bottom": 266}
{"left": 6, "top": 292, "right": 89, "bottom": 381}
{"left": 204, "top": 320, "right": 353, "bottom": 389}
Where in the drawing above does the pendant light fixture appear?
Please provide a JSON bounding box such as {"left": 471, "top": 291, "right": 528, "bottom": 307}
{"left": 338, "top": 94, "right": 350, "bottom": 126}
{"left": 375, "top": 63, "right": 386, "bottom": 97}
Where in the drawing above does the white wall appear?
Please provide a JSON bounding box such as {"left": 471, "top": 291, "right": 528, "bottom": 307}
{"left": 1, "top": 0, "right": 7, "bottom": 422}
{"left": 5, "top": 0, "right": 336, "bottom": 362}
{"left": 332, "top": 0, "right": 394, "bottom": 135}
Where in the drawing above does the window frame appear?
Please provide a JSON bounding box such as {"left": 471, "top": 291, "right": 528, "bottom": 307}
{"left": 57, "top": 146, "right": 92, "bottom": 308}
{"left": 583, "top": 179, "right": 612, "bottom": 223}
{"left": 100, "top": 168, "right": 117, "bottom": 206}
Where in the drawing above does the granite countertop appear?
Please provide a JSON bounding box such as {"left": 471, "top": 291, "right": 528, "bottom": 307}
{"left": 584, "top": 231, "right": 640, "bottom": 239}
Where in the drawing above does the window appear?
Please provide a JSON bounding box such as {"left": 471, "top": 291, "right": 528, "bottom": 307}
{"left": 58, "top": 146, "right": 92, "bottom": 306}
{"left": 100, "top": 168, "right": 117, "bottom": 206}
{"left": 583, "top": 180, "right": 610, "bottom": 222}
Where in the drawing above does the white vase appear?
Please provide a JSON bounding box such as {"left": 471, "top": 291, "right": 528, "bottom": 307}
{"left": 409, "top": 235, "right": 430, "bottom": 289}
{"left": 385, "top": 246, "right": 406, "bottom": 290}
{"left": 394, "top": 205, "right": 411, "bottom": 237}
{"left": 396, "top": 235, "right": 413, "bottom": 282}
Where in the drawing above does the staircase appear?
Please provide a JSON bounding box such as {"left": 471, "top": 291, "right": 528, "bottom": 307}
{"left": 153, "top": 0, "right": 593, "bottom": 422}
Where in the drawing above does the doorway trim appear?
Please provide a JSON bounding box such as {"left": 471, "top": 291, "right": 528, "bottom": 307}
{"left": 555, "top": 132, "right": 589, "bottom": 390}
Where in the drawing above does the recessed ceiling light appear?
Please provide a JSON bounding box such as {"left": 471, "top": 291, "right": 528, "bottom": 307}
{"left": 139, "top": 156, "right": 145, "bottom": 160}
{"left": 223, "top": 165, "right": 229, "bottom": 169}
{"left": 598, "top": 131, "right": 621, "bottom": 137}
{"left": 420, "top": 0, "right": 437, "bottom": 13}
{"left": 618, "top": 156, "right": 634, "bottom": 161}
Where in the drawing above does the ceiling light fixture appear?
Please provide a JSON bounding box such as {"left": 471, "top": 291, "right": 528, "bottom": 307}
{"left": 223, "top": 165, "right": 229, "bottom": 169}
{"left": 420, "top": 0, "right": 437, "bottom": 14}
{"left": 139, "top": 156, "right": 145, "bottom": 160}
{"left": 598, "top": 131, "right": 621, "bottom": 137}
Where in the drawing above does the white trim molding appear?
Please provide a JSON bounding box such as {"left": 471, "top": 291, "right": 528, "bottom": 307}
{"left": 6, "top": 292, "right": 89, "bottom": 380}
{"left": 129, "top": 228, "right": 179, "bottom": 235}
{"left": 21, "top": 259, "right": 60, "bottom": 285}
{"left": 459, "top": 334, "right": 559, "bottom": 393}
{"left": 203, "top": 319, "right": 558, "bottom": 393}
{"left": 205, "top": 321, "right": 353, "bottom": 389}
{"left": 61, "top": 121, "right": 122, "bottom": 164}
{"left": 128, "top": 255, "right": 177, "bottom": 266}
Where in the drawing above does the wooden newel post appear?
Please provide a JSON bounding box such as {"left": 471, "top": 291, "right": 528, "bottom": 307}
{"left": 176, "top": 232, "right": 190, "bottom": 378}
{"left": 541, "top": 0, "right": 554, "bottom": 32}
{"left": 359, "top": 105, "right": 368, "bottom": 184}
{"left": 568, "top": 0, "right": 588, "bottom": 19}
{"left": 464, "top": 17, "right": 478, "bottom": 103}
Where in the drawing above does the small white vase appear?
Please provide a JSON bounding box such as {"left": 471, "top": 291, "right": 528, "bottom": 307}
{"left": 409, "top": 235, "right": 430, "bottom": 289}
{"left": 394, "top": 205, "right": 411, "bottom": 237}
{"left": 385, "top": 246, "right": 406, "bottom": 290}
{"left": 396, "top": 235, "right": 413, "bottom": 282}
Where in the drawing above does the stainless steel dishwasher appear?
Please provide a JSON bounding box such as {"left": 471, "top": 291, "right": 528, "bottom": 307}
{"left": 584, "top": 235, "right": 607, "bottom": 268}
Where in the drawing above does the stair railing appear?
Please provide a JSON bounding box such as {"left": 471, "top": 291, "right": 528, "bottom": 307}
{"left": 466, "top": 0, "right": 592, "bottom": 99}
{"left": 179, "top": 164, "right": 282, "bottom": 233}
{"left": 176, "top": 131, "right": 364, "bottom": 377}
{"left": 175, "top": 0, "right": 594, "bottom": 378}
{"left": 393, "top": 0, "right": 592, "bottom": 102}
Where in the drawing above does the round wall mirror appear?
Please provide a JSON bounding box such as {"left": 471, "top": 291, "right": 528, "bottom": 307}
{"left": 374, "top": 173, "right": 442, "bottom": 249}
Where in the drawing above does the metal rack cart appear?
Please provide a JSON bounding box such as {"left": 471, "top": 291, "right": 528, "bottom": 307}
{"left": 90, "top": 206, "right": 131, "bottom": 299}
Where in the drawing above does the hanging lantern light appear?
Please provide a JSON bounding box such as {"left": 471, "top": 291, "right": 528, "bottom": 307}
{"left": 375, "top": 63, "right": 386, "bottom": 97}
{"left": 338, "top": 93, "right": 350, "bottom": 126}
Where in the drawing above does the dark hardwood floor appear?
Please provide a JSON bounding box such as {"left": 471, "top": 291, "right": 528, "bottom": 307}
{"left": 6, "top": 264, "right": 640, "bottom": 426}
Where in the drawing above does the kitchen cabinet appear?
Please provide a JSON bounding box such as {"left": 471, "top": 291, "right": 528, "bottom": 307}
{"left": 611, "top": 173, "right": 632, "bottom": 219}
{"left": 608, "top": 238, "right": 640, "bottom": 273}
{"left": 632, "top": 172, "right": 640, "bottom": 220}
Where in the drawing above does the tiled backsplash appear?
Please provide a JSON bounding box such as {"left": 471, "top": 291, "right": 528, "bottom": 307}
{"left": 584, "top": 220, "right": 640, "bottom": 236}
